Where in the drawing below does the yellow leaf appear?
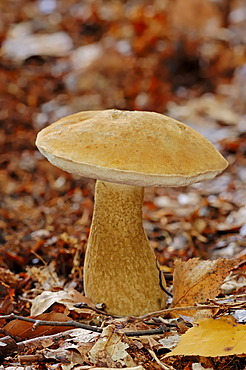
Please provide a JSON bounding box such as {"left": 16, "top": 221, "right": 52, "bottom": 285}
{"left": 165, "top": 316, "right": 246, "bottom": 357}
{"left": 171, "top": 258, "right": 236, "bottom": 316}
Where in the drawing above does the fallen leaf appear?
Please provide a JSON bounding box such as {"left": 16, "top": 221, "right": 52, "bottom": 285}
{"left": 40, "top": 329, "right": 100, "bottom": 370}
{"left": 26, "top": 261, "right": 64, "bottom": 290}
{"left": 89, "top": 325, "right": 136, "bottom": 368}
{"left": 159, "top": 334, "right": 181, "bottom": 350}
{"left": 0, "top": 268, "right": 20, "bottom": 288}
{"left": 43, "top": 347, "right": 84, "bottom": 370}
{"left": 4, "top": 312, "right": 73, "bottom": 339}
{"left": 16, "top": 328, "right": 99, "bottom": 359}
{"left": 31, "top": 289, "right": 95, "bottom": 316}
{"left": 63, "top": 328, "right": 100, "bottom": 359}
{"left": 165, "top": 316, "right": 246, "bottom": 357}
{"left": 171, "top": 258, "right": 236, "bottom": 316}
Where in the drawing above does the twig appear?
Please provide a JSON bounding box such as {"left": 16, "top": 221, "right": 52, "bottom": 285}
{"left": 0, "top": 314, "right": 102, "bottom": 333}
{"left": 148, "top": 349, "right": 175, "bottom": 370}
{"left": 30, "top": 250, "right": 47, "bottom": 266}
{"left": 136, "top": 301, "right": 246, "bottom": 320}
{"left": 208, "top": 299, "right": 246, "bottom": 308}
{"left": 18, "top": 354, "right": 45, "bottom": 363}
{"left": 124, "top": 326, "right": 166, "bottom": 337}
{"left": 30, "top": 250, "right": 60, "bottom": 284}
{"left": 210, "top": 293, "right": 246, "bottom": 301}
{"left": 135, "top": 304, "right": 218, "bottom": 320}
{"left": 17, "top": 330, "right": 78, "bottom": 350}
{"left": 73, "top": 302, "right": 117, "bottom": 317}
{"left": 0, "top": 314, "right": 166, "bottom": 337}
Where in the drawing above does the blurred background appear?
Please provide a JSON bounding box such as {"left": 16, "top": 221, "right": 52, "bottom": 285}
{"left": 0, "top": 0, "right": 245, "bottom": 286}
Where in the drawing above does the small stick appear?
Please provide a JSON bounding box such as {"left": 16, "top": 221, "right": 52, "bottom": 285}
{"left": 136, "top": 301, "right": 246, "bottom": 320}
{"left": 0, "top": 314, "right": 165, "bottom": 337}
{"left": 18, "top": 354, "right": 45, "bottom": 363}
{"left": 148, "top": 349, "right": 175, "bottom": 370}
{"left": 0, "top": 314, "right": 102, "bottom": 333}
{"left": 73, "top": 302, "right": 116, "bottom": 317}
{"left": 124, "top": 326, "right": 166, "bottom": 337}
{"left": 17, "top": 330, "right": 78, "bottom": 350}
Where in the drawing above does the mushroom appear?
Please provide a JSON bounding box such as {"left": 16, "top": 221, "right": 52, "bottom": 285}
{"left": 36, "top": 109, "right": 228, "bottom": 316}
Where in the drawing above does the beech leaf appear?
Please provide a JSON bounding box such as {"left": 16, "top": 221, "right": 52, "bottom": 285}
{"left": 171, "top": 258, "right": 236, "bottom": 315}
{"left": 31, "top": 289, "right": 95, "bottom": 316}
{"left": 165, "top": 316, "right": 246, "bottom": 357}
{"left": 4, "top": 312, "right": 73, "bottom": 339}
{"left": 89, "top": 325, "right": 136, "bottom": 368}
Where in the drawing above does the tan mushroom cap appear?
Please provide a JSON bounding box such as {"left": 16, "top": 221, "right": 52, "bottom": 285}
{"left": 36, "top": 109, "right": 228, "bottom": 187}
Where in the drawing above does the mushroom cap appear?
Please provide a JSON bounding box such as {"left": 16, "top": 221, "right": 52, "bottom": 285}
{"left": 36, "top": 109, "right": 228, "bottom": 187}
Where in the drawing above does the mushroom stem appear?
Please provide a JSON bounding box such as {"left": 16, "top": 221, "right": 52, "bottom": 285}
{"left": 84, "top": 180, "right": 166, "bottom": 316}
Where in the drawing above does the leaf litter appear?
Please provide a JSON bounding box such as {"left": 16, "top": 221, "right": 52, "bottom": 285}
{"left": 0, "top": 0, "right": 246, "bottom": 368}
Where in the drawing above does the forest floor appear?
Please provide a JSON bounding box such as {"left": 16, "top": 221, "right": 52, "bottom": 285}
{"left": 0, "top": 0, "right": 245, "bottom": 369}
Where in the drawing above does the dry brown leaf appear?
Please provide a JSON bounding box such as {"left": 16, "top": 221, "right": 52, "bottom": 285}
{"left": 63, "top": 328, "right": 100, "bottom": 359}
{"left": 42, "top": 347, "right": 84, "bottom": 369}
{"left": 165, "top": 316, "right": 246, "bottom": 357}
{"left": 31, "top": 289, "right": 95, "bottom": 316}
{"left": 4, "top": 312, "right": 73, "bottom": 339}
{"left": 38, "top": 329, "right": 99, "bottom": 369}
{"left": 0, "top": 268, "right": 20, "bottom": 288}
{"left": 171, "top": 258, "right": 236, "bottom": 316}
{"left": 26, "top": 261, "right": 64, "bottom": 290}
{"left": 89, "top": 325, "right": 136, "bottom": 368}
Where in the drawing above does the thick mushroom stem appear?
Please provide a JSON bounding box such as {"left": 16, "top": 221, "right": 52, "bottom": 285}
{"left": 83, "top": 180, "right": 166, "bottom": 316}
